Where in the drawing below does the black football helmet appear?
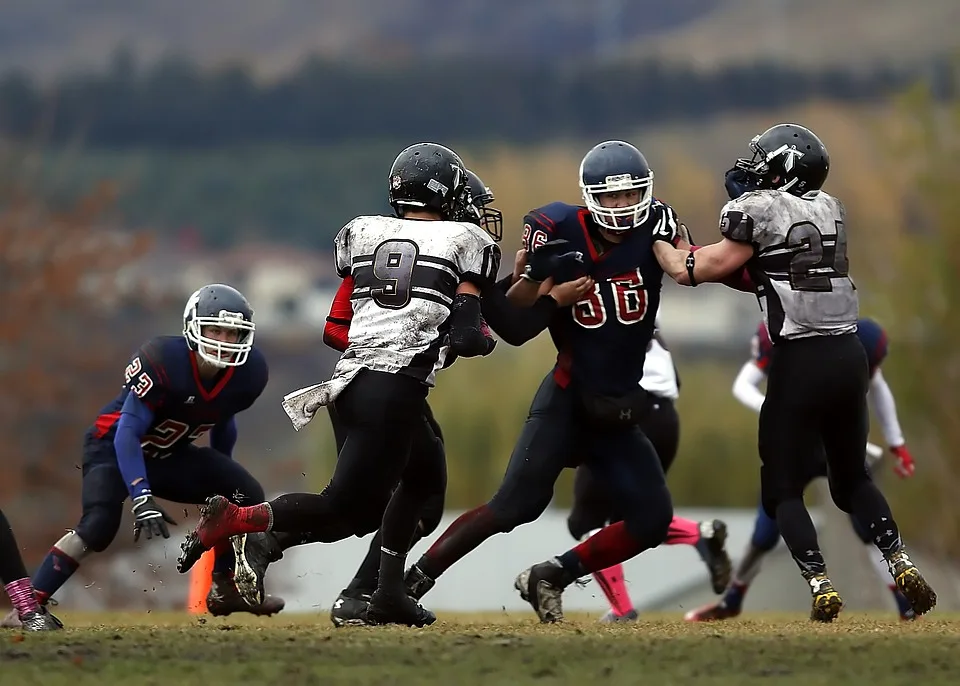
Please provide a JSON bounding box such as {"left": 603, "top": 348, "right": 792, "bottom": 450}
{"left": 579, "top": 140, "right": 654, "bottom": 233}
{"left": 458, "top": 168, "right": 503, "bottom": 242}
{"left": 734, "top": 123, "right": 830, "bottom": 197}
{"left": 388, "top": 142, "right": 469, "bottom": 220}
{"left": 182, "top": 284, "right": 255, "bottom": 368}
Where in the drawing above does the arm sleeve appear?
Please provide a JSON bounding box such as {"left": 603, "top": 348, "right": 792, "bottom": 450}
{"left": 323, "top": 275, "right": 355, "bottom": 352}
{"left": 868, "top": 369, "right": 905, "bottom": 447}
{"left": 479, "top": 283, "right": 557, "bottom": 346}
{"left": 114, "top": 393, "right": 155, "bottom": 499}
{"left": 732, "top": 361, "right": 767, "bottom": 413}
{"left": 210, "top": 416, "right": 239, "bottom": 458}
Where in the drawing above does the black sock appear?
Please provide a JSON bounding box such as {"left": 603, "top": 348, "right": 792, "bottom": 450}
{"left": 0, "top": 509, "right": 29, "bottom": 584}
{"left": 850, "top": 482, "right": 902, "bottom": 556}
{"left": 775, "top": 498, "right": 826, "bottom": 578}
{"left": 347, "top": 531, "right": 383, "bottom": 595}
{"left": 377, "top": 485, "right": 424, "bottom": 595}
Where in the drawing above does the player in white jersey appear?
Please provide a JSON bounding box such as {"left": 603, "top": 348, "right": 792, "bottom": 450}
{"left": 179, "top": 143, "right": 506, "bottom": 627}
{"left": 651, "top": 123, "right": 935, "bottom": 621}
{"left": 566, "top": 318, "right": 731, "bottom": 622}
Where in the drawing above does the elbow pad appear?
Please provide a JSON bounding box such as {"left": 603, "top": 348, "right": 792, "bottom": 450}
{"left": 447, "top": 293, "right": 489, "bottom": 358}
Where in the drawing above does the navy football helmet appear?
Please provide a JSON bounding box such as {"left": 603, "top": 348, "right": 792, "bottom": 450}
{"left": 579, "top": 140, "right": 654, "bottom": 232}
{"left": 388, "top": 142, "right": 469, "bottom": 221}
{"left": 734, "top": 123, "right": 829, "bottom": 197}
{"left": 183, "top": 284, "right": 255, "bottom": 368}
{"left": 459, "top": 168, "right": 503, "bottom": 242}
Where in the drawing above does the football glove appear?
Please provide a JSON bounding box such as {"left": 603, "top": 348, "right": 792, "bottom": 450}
{"left": 651, "top": 205, "right": 683, "bottom": 245}
{"left": 724, "top": 167, "right": 758, "bottom": 201}
{"left": 890, "top": 445, "right": 915, "bottom": 479}
{"left": 523, "top": 239, "right": 584, "bottom": 283}
{"left": 132, "top": 492, "right": 177, "bottom": 542}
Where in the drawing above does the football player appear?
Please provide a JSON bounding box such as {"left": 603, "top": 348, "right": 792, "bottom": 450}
{"left": 0, "top": 511, "right": 62, "bottom": 630}
{"left": 567, "top": 319, "right": 731, "bottom": 622}
{"left": 177, "top": 144, "right": 593, "bottom": 627}
{"left": 686, "top": 317, "right": 918, "bottom": 621}
{"left": 2, "top": 284, "right": 283, "bottom": 628}
{"left": 399, "top": 140, "right": 710, "bottom": 623}
{"left": 652, "top": 123, "right": 936, "bottom": 621}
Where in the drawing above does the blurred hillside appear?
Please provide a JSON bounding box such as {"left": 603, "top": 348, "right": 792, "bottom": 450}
{"left": 2, "top": 0, "right": 957, "bottom": 80}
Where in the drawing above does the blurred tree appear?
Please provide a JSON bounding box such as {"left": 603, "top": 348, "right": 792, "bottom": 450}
{"left": 0, "top": 177, "right": 152, "bottom": 580}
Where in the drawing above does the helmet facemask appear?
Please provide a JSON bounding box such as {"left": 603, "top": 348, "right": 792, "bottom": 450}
{"left": 184, "top": 312, "right": 255, "bottom": 368}
{"left": 580, "top": 172, "right": 654, "bottom": 233}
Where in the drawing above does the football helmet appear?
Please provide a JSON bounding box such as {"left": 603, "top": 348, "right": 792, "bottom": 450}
{"left": 579, "top": 140, "right": 654, "bottom": 233}
{"left": 459, "top": 168, "right": 503, "bottom": 242}
{"left": 183, "top": 284, "right": 255, "bottom": 368}
{"left": 388, "top": 142, "right": 469, "bottom": 221}
{"left": 734, "top": 123, "right": 829, "bottom": 197}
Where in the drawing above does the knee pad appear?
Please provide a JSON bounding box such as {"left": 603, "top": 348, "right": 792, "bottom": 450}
{"left": 487, "top": 494, "right": 549, "bottom": 534}
{"left": 74, "top": 506, "right": 122, "bottom": 553}
{"left": 52, "top": 530, "right": 93, "bottom": 562}
{"left": 751, "top": 501, "right": 781, "bottom": 551}
{"left": 417, "top": 494, "right": 444, "bottom": 537}
{"left": 622, "top": 487, "right": 673, "bottom": 547}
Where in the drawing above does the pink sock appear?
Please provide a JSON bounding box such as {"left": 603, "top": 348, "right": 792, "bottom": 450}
{"left": 592, "top": 564, "right": 634, "bottom": 616}
{"left": 4, "top": 578, "right": 40, "bottom": 617}
{"left": 665, "top": 516, "right": 700, "bottom": 546}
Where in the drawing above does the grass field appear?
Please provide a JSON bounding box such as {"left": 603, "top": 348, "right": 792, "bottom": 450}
{"left": 2, "top": 611, "right": 958, "bottom": 685}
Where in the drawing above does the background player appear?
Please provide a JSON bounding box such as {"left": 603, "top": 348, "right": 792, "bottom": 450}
{"left": 652, "top": 122, "right": 936, "bottom": 621}
{"left": 686, "top": 317, "right": 918, "bottom": 621}
{"left": 402, "top": 140, "right": 707, "bottom": 623}
{"left": 178, "top": 143, "right": 593, "bottom": 626}
{"left": 567, "top": 318, "right": 731, "bottom": 622}
{"left": 0, "top": 510, "right": 62, "bottom": 630}
{"left": 3, "top": 284, "right": 283, "bottom": 627}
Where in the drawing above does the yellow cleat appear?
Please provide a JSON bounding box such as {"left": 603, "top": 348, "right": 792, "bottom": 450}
{"left": 889, "top": 552, "right": 937, "bottom": 616}
{"left": 808, "top": 575, "right": 843, "bottom": 622}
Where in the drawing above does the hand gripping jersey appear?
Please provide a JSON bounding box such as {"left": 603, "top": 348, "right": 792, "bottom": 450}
{"left": 90, "top": 336, "right": 268, "bottom": 458}
{"left": 522, "top": 200, "right": 679, "bottom": 396}
{"left": 720, "top": 189, "right": 858, "bottom": 343}
{"left": 331, "top": 215, "right": 500, "bottom": 387}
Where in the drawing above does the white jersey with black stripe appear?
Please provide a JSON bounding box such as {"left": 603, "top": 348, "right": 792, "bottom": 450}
{"left": 333, "top": 214, "right": 500, "bottom": 386}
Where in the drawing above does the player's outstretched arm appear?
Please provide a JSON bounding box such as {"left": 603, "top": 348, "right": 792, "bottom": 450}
{"left": 481, "top": 276, "right": 593, "bottom": 346}
{"left": 868, "top": 369, "right": 915, "bottom": 477}
{"left": 653, "top": 239, "right": 754, "bottom": 286}
{"left": 732, "top": 361, "right": 766, "bottom": 413}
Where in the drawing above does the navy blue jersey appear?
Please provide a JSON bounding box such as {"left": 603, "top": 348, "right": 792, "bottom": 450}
{"left": 522, "top": 200, "right": 677, "bottom": 396}
{"left": 754, "top": 317, "right": 887, "bottom": 377}
{"left": 89, "top": 336, "right": 268, "bottom": 458}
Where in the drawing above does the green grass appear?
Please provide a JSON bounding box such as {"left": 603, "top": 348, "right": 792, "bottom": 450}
{"left": 3, "top": 611, "right": 958, "bottom": 685}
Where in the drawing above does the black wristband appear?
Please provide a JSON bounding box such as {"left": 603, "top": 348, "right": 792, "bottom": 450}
{"left": 685, "top": 251, "right": 698, "bottom": 287}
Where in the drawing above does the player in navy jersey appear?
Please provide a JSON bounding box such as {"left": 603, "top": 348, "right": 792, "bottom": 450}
{"left": 4, "top": 284, "right": 283, "bottom": 623}
{"left": 396, "top": 140, "right": 724, "bottom": 623}
{"left": 686, "top": 317, "right": 919, "bottom": 621}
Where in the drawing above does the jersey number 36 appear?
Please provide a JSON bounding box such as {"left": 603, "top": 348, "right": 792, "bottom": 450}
{"left": 573, "top": 269, "right": 647, "bottom": 328}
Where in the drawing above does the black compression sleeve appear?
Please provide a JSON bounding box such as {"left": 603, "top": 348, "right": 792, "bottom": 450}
{"left": 479, "top": 284, "right": 557, "bottom": 346}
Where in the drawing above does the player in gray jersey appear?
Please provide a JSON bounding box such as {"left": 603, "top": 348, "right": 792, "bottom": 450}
{"left": 651, "top": 123, "right": 935, "bottom": 622}
{"left": 179, "top": 142, "right": 506, "bottom": 627}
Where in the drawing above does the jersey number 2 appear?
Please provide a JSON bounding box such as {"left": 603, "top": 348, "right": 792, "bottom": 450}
{"left": 124, "top": 357, "right": 154, "bottom": 399}
{"left": 141, "top": 419, "right": 215, "bottom": 459}
{"left": 786, "top": 221, "right": 850, "bottom": 292}
{"left": 572, "top": 269, "right": 647, "bottom": 328}
{"left": 371, "top": 239, "right": 418, "bottom": 309}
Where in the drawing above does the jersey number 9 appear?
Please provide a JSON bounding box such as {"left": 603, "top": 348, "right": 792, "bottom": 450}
{"left": 371, "top": 239, "right": 418, "bottom": 309}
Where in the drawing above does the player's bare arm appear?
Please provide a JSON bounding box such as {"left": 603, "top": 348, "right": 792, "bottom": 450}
{"left": 654, "top": 238, "right": 754, "bottom": 286}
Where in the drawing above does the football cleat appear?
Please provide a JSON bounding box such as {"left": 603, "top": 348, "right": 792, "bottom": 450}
{"left": 363, "top": 589, "right": 436, "bottom": 627}
{"left": 694, "top": 519, "right": 732, "bottom": 594}
{"left": 599, "top": 608, "right": 639, "bottom": 623}
{"left": 403, "top": 564, "right": 436, "bottom": 601}
{"left": 684, "top": 600, "right": 742, "bottom": 622}
{"left": 888, "top": 550, "right": 937, "bottom": 616}
{"left": 231, "top": 531, "right": 283, "bottom": 606}
{"left": 515, "top": 559, "right": 569, "bottom": 624}
{"left": 18, "top": 606, "right": 64, "bottom": 632}
{"left": 330, "top": 589, "right": 374, "bottom": 628}
{"left": 206, "top": 572, "right": 284, "bottom": 617}
{"left": 178, "top": 495, "right": 238, "bottom": 573}
{"left": 808, "top": 574, "right": 843, "bottom": 622}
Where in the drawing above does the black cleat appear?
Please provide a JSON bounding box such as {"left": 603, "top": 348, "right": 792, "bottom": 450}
{"left": 364, "top": 589, "right": 436, "bottom": 627}
{"left": 515, "top": 558, "right": 571, "bottom": 623}
{"left": 206, "top": 572, "right": 285, "bottom": 617}
{"left": 330, "top": 589, "right": 374, "bottom": 628}
{"left": 231, "top": 532, "right": 283, "bottom": 606}
{"left": 694, "top": 519, "right": 732, "bottom": 594}
{"left": 403, "top": 564, "right": 436, "bottom": 601}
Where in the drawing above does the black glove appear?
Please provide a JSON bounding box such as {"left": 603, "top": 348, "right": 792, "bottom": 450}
{"left": 480, "top": 317, "right": 497, "bottom": 356}
{"left": 724, "top": 167, "right": 758, "bottom": 201}
{"left": 132, "top": 493, "right": 177, "bottom": 542}
{"left": 523, "top": 239, "right": 584, "bottom": 283}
